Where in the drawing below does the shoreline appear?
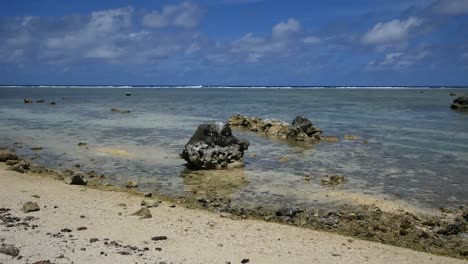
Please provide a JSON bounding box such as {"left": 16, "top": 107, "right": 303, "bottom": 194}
{"left": 0, "top": 149, "right": 467, "bottom": 262}
{"left": 0, "top": 163, "right": 467, "bottom": 264}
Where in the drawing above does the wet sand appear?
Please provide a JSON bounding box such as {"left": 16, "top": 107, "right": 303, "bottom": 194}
{"left": 0, "top": 164, "right": 466, "bottom": 264}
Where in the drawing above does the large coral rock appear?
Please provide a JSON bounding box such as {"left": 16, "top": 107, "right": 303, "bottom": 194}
{"left": 228, "top": 115, "right": 322, "bottom": 142}
{"left": 450, "top": 95, "right": 468, "bottom": 111}
{"left": 181, "top": 122, "right": 249, "bottom": 169}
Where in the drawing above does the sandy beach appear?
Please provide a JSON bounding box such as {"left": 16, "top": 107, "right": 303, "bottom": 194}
{"left": 0, "top": 163, "right": 465, "bottom": 264}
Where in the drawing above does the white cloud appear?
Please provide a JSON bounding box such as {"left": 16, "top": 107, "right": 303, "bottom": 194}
{"left": 362, "top": 17, "right": 422, "bottom": 45}
{"left": 433, "top": 0, "right": 468, "bottom": 15}
{"left": 272, "top": 18, "right": 301, "bottom": 38}
{"left": 142, "top": 2, "right": 202, "bottom": 29}
{"left": 365, "top": 49, "right": 431, "bottom": 71}
{"left": 44, "top": 7, "right": 133, "bottom": 50}
{"left": 84, "top": 46, "right": 122, "bottom": 60}
{"left": 302, "top": 36, "right": 321, "bottom": 44}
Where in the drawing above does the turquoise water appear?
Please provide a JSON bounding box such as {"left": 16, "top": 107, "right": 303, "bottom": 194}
{"left": 0, "top": 87, "right": 467, "bottom": 210}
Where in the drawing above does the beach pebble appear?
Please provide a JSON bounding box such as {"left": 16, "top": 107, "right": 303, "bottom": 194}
{"left": 32, "top": 260, "right": 52, "bottom": 264}
{"left": 61, "top": 228, "right": 72, "bottom": 232}
{"left": 0, "top": 244, "right": 20, "bottom": 257}
{"left": 151, "top": 236, "right": 167, "bottom": 241}
{"left": 132, "top": 207, "right": 152, "bottom": 219}
{"left": 64, "top": 175, "right": 87, "bottom": 185}
{"left": 89, "top": 238, "right": 99, "bottom": 243}
{"left": 77, "top": 226, "right": 87, "bottom": 231}
{"left": 23, "top": 201, "right": 40, "bottom": 213}
{"left": 241, "top": 259, "right": 250, "bottom": 263}
{"left": 144, "top": 192, "right": 152, "bottom": 197}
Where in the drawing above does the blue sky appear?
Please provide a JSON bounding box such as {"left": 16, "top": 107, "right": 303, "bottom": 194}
{"left": 0, "top": 0, "right": 467, "bottom": 85}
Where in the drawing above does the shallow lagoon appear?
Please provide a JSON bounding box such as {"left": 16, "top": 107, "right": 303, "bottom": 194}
{"left": 1, "top": 87, "right": 467, "bottom": 211}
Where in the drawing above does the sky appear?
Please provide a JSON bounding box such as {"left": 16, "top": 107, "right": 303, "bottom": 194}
{"left": 0, "top": 0, "right": 467, "bottom": 86}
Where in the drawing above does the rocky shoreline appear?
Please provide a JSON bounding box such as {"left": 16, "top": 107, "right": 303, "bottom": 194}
{"left": 1, "top": 148, "right": 467, "bottom": 260}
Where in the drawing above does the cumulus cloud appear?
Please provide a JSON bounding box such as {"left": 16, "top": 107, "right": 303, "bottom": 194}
{"left": 362, "top": 17, "right": 423, "bottom": 45}
{"left": 0, "top": 5, "right": 205, "bottom": 65}
{"left": 365, "top": 49, "right": 431, "bottom": 71}
{"left": 227, "top": 18, "right": 310, "bottom": 63}
{"left": 432, "top": 0, "right": 468, "bottom": 15}
{"left": 272, "top": 18, "right": 301, "bottom": 38}
{"left": 142, "top": 2, "right": 202, "bottom": 29}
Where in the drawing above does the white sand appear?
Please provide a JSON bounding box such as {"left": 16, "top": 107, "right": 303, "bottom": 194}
{"left": 0, "top": 164, "right": 465, "bottom": 264}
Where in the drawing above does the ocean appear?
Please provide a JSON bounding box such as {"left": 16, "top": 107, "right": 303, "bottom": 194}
{"left": 1, "top": 86, "right": 467, "bottom": 211}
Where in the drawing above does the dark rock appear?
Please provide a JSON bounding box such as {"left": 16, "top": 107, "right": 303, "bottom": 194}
{"left": 78, "top": 142, "right": 87, "bottom": 147}
{"left": 0, "top": 244, "right": 20, "bottom": 257}
{"left": 77, "top": 226, "right": 87, "bottom": 231}
{"left": 132, "top": 207, "right": 152, "bottom": 219}
{"left": 0, "top": 150, "right": 18, "bottom": 162}
{"left": 61, "top": 228, "right": 72, "bottom": 232}
{"left": 30, "top": 147, "right": 42, "bottom": 151}
{"left": 275, "top": 207, "right": 303, "bottom": 218}
{"left": 111, "top": 108, "right": 130, "bottom": 113}
{"left": 228, "top": 114, "right": 322, "bottom": 142}
{"left": 32, "top": 260, "right": 51, "bottom": 264}
{"left": 36, "top": 100, "right": 45, "bottom": 103}
{"left": 125, "top": 93, "right": 132, "bottom": 96}
{"left": 291, "top": 115, "right": 322, "bottom": 140}
{"left": 144, "top": 192, "right": 152, "bottom": 197}
{"left": 320, "top": 210, "right": 341, "bottom": 227}
{"left": 89, "top": 238, "right": 99, "bottom": 243}
{"left": 64, "top": 174, "right": 87, "bottom": 185}
{"left": 321, "top": 175, "right": 346, "bottom": 186}
{"left": 241, "top": 259, "right": 250, "bottom": 263}
{"left": 180, "top": 122, "right": 249, "bottom": 169}
{"left": 24, "top": 98, "right": 33, "bottom": 103}
{"left": 49, "top": 102, "right": 56, "bottom": 105}
{"left": 11, "top": 161, "right": 30, "bottom": 173}
{"left": 5, "top": 160, "right": 19, "bottom": 166}
{"left": 151, "top": 236, "right": 167, "bottom": 241}
{"left": 118, "top": 251, "right": 131, "bottom": 255}
{"left": 450, "top": 95, "right": 468, "bottom": 111}
{"left": 23, "top": 201, "right": 40, "bottom": 213}
{"left": 437, "top": 222, "right": 466, "bottom": 235}
{"left": 450, "top": 93, "right": 456, "bottom": 96}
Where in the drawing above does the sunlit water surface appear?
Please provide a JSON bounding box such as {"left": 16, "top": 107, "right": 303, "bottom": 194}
{"left": 1, "top": 87, "right": 467, "bottom": 211}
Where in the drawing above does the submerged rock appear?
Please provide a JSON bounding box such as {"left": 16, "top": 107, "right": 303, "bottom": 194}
{"left": 111, "top": 108, "right": 130, "bottom": 113}
{"left": 36, "top": 100, "right": 45, "bottom": 103}
{"left": 321, "top": 175, "right": 346, "bottom": 186}
{"left": 228, "top": 114, "right": 322, "bottom": 142}
{"left": 450, "top": 96, "right": 468, "bottom": 111}
{"left": 180, "top": 122, "right": 249, "bottom": 169}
